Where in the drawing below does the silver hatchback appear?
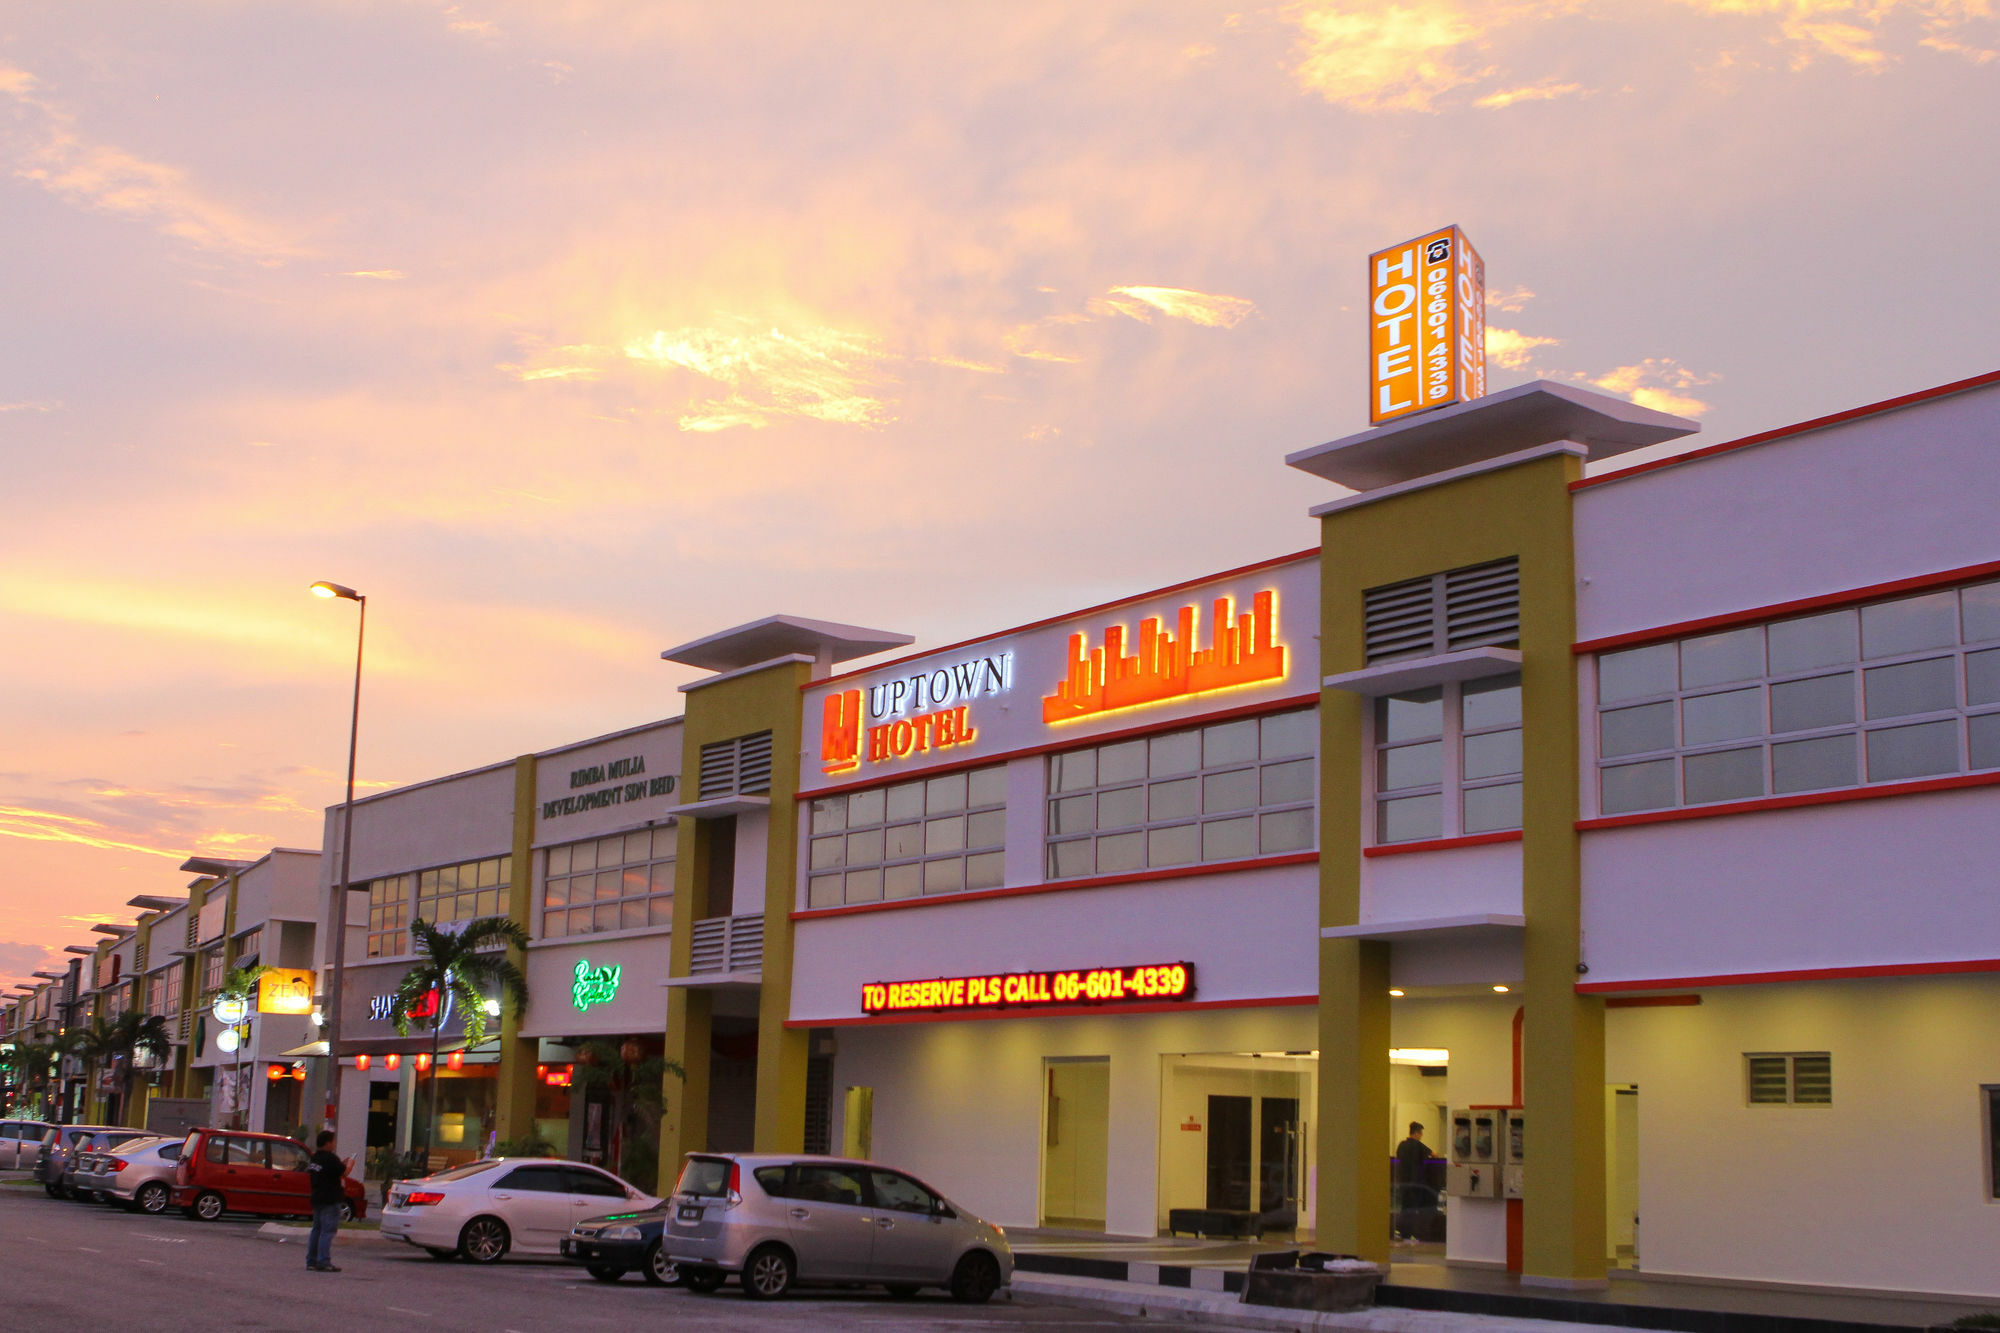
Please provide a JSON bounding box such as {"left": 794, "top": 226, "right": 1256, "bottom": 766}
{"left": 663, "top": 1153, "right": 1010, "bottom": 1302}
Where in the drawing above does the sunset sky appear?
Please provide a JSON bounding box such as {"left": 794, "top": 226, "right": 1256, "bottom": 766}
{"left": 3, "top": 1, "right": 1996, "bottom": 992}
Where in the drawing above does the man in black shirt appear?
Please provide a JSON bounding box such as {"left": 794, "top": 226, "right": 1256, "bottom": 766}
{"left": 305, "top": 1130, "right": 350, "bottom": 1273}
{"left": 1395, "top": 1121, "right": 1433, "bottom": 1186}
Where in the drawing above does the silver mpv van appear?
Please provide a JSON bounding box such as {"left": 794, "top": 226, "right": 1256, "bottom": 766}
{"left": 662, "top": 1153, "right": 1010, "bottom": 1302}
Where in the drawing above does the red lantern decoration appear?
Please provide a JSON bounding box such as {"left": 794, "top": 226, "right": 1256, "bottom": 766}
{"left": 291, "top": 1066, "right": 306, "bottom": 1082}
{"left": 535, "top": 1063, "right": 547, "bottom": 1080}
{"left": 446, "top": 1051, "right": 464, "bottom": 1071}
{"left": 415, "top": 1052, "right": 432, "bottom": 1073}
{"left": 266, "top": 1064, "right": 284, "bottom": 1081}
{"left": 576, "top": 1046, "right": 601, "bottom": 1067}
{"left": 619, "top": 1037, "right": 645, "bottom": 1066}
{"left": 384, "top": 1053, "right": 401, "bottom": 1071}
{"left": 354, "top": 1054, "right": 370, "bottom": 1072}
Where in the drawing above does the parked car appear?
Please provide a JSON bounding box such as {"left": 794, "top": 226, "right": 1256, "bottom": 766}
{"left": 661, "top": 1153, "right": 1011, "bottom": 1303}
{"left": 560, "top": 1200, "right": 682, "bottom": 1286}
{"left": 380, "top": 1158, "right": 655, "bottom": 1263}
{"left": 0, "top": 1118, "right": 54, "bottom": 1169}
{"left": 32, "top": 1125, "right": 125, "bottom": 1198}
{"left": 170, "top": 1127, "right": 368, "bottom": 1222}
{"left": 61, "top": 1129, "right": 153, "bottom": 1202}
{"left": 72, "top": 1136, "right": 184, "bottom": 1214}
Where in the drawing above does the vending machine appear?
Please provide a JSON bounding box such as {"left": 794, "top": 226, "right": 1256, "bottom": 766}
{"left": 1445, "top": 1107, "right": 1498, "bottom": 1198}
{"left": 1502, "top": 1109, "right": 1525, "bottom": 1199}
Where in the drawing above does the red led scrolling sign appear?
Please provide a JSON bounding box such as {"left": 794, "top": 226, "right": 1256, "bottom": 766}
{"left": 861, "top": 962, "right": 1195, "bottom": 1015}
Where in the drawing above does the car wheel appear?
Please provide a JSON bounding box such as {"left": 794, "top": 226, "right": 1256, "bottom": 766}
{"left": 683, "top": 1267, "right": 726, "bottom": 1294}
{"left": 135, "top": 1182, "right": 170, "bottom": 1215}
{"left": 424, "top": 1247, "right": 457, "bottom": 1261}
{"left": 44, "top": 1184, "right": 60, "bottom": 1198}
{"left": 742, "top": 1244, "right": 795, "bottom": 1300}
{"left": 587, "top": 1265, "right": 625, "bottom": 1283}
{"left": 642, "top": 1241, "right": 679, "bottom": 1287}
{"left": 458, "top": 1216, "right": 511, "bottom": 1264}
{"left": 338, "top": 1201, "right": 354, "bottom": 1223}
{"left": 884, "top": 1283, "right": 921, "bottom": 1299}
{"left": 949, "top": 1251, "right": 1001, "bottom": 1305}
{"left": 193, "top": 1191, "right": 227, "bottom": 1222}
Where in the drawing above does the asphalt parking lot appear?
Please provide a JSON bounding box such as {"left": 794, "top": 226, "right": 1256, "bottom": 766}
{"left": 0, "top": 1176, "right": 1202, "bottom": 1333}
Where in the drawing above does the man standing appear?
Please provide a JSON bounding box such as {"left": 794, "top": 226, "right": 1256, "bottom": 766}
{"left": 1395, "top": 1121, "right": 1433, "bottom": 1186}
{"left": 305, "top": 1130, "right": 349, "bottom": 1273}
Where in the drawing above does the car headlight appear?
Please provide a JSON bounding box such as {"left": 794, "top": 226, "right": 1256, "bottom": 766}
{"left": 602, "top": 1226, "right": 643, "bottom": 1241}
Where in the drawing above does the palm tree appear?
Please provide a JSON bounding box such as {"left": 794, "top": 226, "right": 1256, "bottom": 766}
{"left": 390, "top": 916, "right": 529, "bottom": 1160}
{"left": 2, "top": 1040, "right": 63, "bottom": 1117}
{"left": 98, "top": 1010, "right": 173, "bottom": 1127}
{"left": 71, "top": 1015, "right": 121, "bottom": 1123}
{"left": 569, "top": 1038, "right": 685, "bottom": 1188}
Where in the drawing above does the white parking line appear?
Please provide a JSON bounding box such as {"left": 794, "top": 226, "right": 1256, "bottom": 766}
{"left": 386, "top": 1308, "right": 427, "bottom": 1317}
{"left": 136, "top": 1259, "right": 164, "bottom": 1267}
{"left": 77, "top": 1247, "right": 101, "bottom": 1253}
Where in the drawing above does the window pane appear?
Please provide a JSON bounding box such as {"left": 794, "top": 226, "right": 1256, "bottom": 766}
{"left": 571, "top": 841, "right": 596, "bottom": 872}
{"left": 649, "top": 896, "right": 673, "bottom": 927}
{"left": 623, "top": 833, "right": 650, "bottom": 865}
{"left": 1204, "top": 720, "right": 1259, "bottom": 767}
{"left": 1463, "top": 729, "right": 1522, "bottom": 780}
{"left": 1147, "top": 823, "right": 1199, "bottom": 868}
{"left": 1260, "top": 710, "right": 1315, "bottom": 760}
{"left": 1599, "top": 644, "right": 1676, "bottom": 702}
{"left": 477, "top": 889, "right": 499, "bottom": 917}
{"left": 966, "top": 766, "right": 1007, "bottom": 808}
{"left": 808, "top": 874, "right": 842, "bottom": 909}
{"left": 1684, "top": 747, "right": 1764, "bottom": 804}
{"left": 1379, "top": 741, "right": 1442, "bottom": 791}
{"left": 653, "top": 825, "right": 677, "bottom": 859}
{"left": 1771, "top": 672, "right": 1855, "bottom": 733}
{"left": 547, "top": 844, "right": 571, "bottom": 875}
{"left": 1260, "top": 758, "right": 1315, "bottom": 805}
{"left": 649, "top": 862, "right": 674, "bottom": 893}
{"left": 924, "top": 817, "right": 965, "bottom": 855}
{"left": 1049, "top": 751, "right": 1096, "bottom": 793}
{"left": 1863, "top": 657, "right": 1956, "bottom": 719}
{"left": 1095, "top": 786, "right": 1143, "bottom": 829}
{"left": 1203, "top": 768, "right": 1258, "bottom": 814}
{"left": 845, "top": 828, "right": 884, "bottom": 865}
{"left": 497, "top": 855, "right": 511, "bottom": 887}
{"left": 1867, "top": 720, "right": 1958, "bottom": 782}
{"left": 621, "top": 899, "right": 647, "bottom": 930}
{"left": 1968, "top": 650, "right": 2000, "bottom": 707}
{"left": 1463, "top": 782, "right": 1522, "bottom": 834}
{"left": 1149, "top": 730, "right": 1201, "bottom": 777}
{"left": 1863, "top": 592, "right": 1958, "bottom": 658}
{"left": 1377, "top": 687, "right": 1444, "bottom": 742}
{"left": 966, "top": 809, "right": 1005, "bottom": 849}
{"left": 922, "top": 858, "right": 963, "bottom": 894}
{"left": 1971, "top": 714, "right": 2000, "bottom": 771}
{"left": 847, "top": 786, "right": 885, "bottom": 827}
{"left": 1600, "top": 702, "right": 1675, "bottom": 757}
{"left": 1098, "top": 740, "right": 1146, "bottom": 784}
{"left": 593, "top": 903, "right": 618, "bottom": 931}
{"left": 1601, "top": 760, "right": 1675, "bottom": 814}
{"left": 1964, "top": 582, "right": 2000, "bottom": 644}
{"left": 964, "top": 852, "right": 1004, "bottom": 891}
{"left": 598, "top": 837, "right": 624, "bottom": 867}
{"left": 810, "top": 798, "right": 847, "bottom": 835}
{"left": 885, "top": 781, "right": 924, "bottom": 820}
{"left": 545, "top": 878, "right": 569, "bottom": 907}
{"left": 1202, "top": 817, "right": 1255, "bottom": 862}
{"left": 1049, "top": 839, "right": 1093, "bottom": 879}
{"left": 1097, "top": 831, "right": 1144, "bottom": 874}
{"left": 1461, "top": 675, "right": 1522, "bottom": 730}
{"left": 1148, "top": 777, "right": 1199, "bottom": 821}
{"left": 543, "top": 911, "right": 566, "bottom": 937}
{"left": 623, "top": 866, "right": 648, "bottom": 897}
{"left": 844, "top": 868, "right": 882, "bottom": 902}
{"left": 925, "top": 773, "right": 966, "bottom": 814}
{"left": 596, "top": 871, "right": 621, "bottom": 901}
{"left": 1683, "top": 687, "right": 1764, "bottom": 746}
{"left": 883, "top": 863, "right": 922, "bottom": 900}
{"left": 1773, "top": 734, "right": 1857, "bottom": 794}
{"left": 885, "top": 823, "right": 923, "bottom": 860}
{"left": 1377, "top": 793, "right": 1442, "bottom": 843}
{"left": 1048, "top": 795, "right": 1094, "bottom": 836}
{"left": 1681, "top": 627, "right": 1764, "bottom": 689}
{"left": 568, "top": 907, "right": 592, "bottom": 934}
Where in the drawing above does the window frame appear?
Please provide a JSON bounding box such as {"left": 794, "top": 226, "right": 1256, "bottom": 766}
{"left": 1594, "top": 581, "right": 2000, "bottom": 817}
{"left": 540, "top": 826, "right": 676, "bottom": 940}
{"left": 1745, "top": 1051, "right": 1832, "bottom": 1106}
{"left": 366, "top": 854, "right": 514, "bottom": 958}
{"left": 807, "top": 766, "right": 1007, "bottom": 909}
{"left": 1372, "top": 675, "right": 1523, "bottom": 845}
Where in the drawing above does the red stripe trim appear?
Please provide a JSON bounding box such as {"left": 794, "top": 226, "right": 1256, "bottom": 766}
{"left": 805, "top": 547, "right": 1321, "bottom": 691}
{"left": 1364, "top": 830, "right": 1521, "bottom": 858}
{"left": 791, "top": 852, "right": 1319, "bottom": 921}
{"left": 796, "top": 693, "right": 1321, "bottom": 800}
{"left": 1571, "top": 368, "right": 2000, "bottom": 493}
{"left": 1604, "top": 995, "right": 1701, "bottom": 1008}
{"left": 1578, "top": 958, "right": 2000, "bottom": 994}
{"left": 1578, "top": 770, "right": 2000, "bottom": 831}
{"left": 786, "top": 993, "right": 1316, "bottom": 1029}
{"left": 1572, "top": 558, "right": 2000, "bottom": 655}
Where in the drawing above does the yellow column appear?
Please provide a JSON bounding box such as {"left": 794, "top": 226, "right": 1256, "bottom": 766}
{"left": 659, "top": 810, "right": 718, "bottom": 1180}
{"left": 1317, "top": 938, "right": 1392, "bottom": 1261}
{"left": 494, "top": 754, "right": 543, "bottom": 1147}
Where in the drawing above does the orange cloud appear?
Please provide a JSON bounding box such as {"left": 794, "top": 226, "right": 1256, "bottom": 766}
{"left": 1487, "top": 327, "right": 1561, "bottom": 370}
{"left": 1093, "top": 285, "right": 1258, "bottom": 328}
{"left": 1589, "top": 358, "right": 1719, "bottom": 417}
{"left": 1475, "top": 79, "right": 1585, "bottom": 107}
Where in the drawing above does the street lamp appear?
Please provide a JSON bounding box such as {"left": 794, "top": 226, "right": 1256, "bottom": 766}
{"left": 312, "top": 579, "right": 365, "bottom": 1133}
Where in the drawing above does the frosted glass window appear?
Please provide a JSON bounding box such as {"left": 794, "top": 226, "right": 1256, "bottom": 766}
{"left": 808, "top": 765, "right": 1005, "bottom": 907}
{"left": 1681, "top": 627, "right": 1764, "bottom": 689}
{"left": 1599, "top": 644, "right": 1676, "bottom": 703}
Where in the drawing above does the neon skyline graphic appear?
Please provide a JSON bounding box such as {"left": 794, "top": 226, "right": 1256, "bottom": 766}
{"left": 1042, "top": 590, "right": 1286, "bottom": 723}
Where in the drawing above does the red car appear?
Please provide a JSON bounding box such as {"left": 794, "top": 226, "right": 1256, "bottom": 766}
{"left": 171, "top": 1127, "right": 368, "bottom": 1223}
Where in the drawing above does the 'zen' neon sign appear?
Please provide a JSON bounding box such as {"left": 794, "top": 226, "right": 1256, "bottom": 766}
{"left": 862, "top": 962, "right": 1193, "bottom": 1015}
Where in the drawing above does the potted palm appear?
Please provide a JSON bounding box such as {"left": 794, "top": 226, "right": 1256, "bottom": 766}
{"left": 388, "top": 916, "right": 529, "bottom": 1165}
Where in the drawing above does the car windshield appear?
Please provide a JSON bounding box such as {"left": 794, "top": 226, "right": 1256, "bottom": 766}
{"left": 426, "top": 1160, "right": 504, "bottom": 1183}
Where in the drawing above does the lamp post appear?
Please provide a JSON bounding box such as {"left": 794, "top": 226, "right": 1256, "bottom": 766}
{"left": 311, "top": 579, "right": 365, "bottom": 1132}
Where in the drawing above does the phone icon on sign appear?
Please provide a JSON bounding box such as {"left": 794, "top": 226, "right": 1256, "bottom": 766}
{"left": 1426, "top": 238, "right": 1451, "bottom": 263}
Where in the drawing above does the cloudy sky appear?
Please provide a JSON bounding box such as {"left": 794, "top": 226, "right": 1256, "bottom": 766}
{"left": 3, "top": 1, "right": 1995, "bottom": 993}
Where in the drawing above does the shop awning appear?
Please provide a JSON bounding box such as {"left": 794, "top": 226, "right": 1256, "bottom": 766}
{"left": 278, "top": 1040, "right": 330, "bottom": 1058}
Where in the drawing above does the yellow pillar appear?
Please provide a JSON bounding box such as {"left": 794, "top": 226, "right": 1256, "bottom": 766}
{"left": 1317, "top": 937, "right": 1392, "bottom": 1261}
{"left": 494, "top": 755, "right": 543, "bottom": 1148}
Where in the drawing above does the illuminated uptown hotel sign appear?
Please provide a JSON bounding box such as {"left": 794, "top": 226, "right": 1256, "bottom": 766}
{"left": 1369, "top": 224, "right": 1485, "bottom": 424}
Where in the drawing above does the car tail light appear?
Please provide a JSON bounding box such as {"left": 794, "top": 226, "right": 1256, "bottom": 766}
{"left": 107, "top": 1159, "right": 128, "bottom": 1173}
{"left": 726, "top": 1160, "right": 742, "bottom": 1206}
{"left": 404, "top": 1191, "right": 445, "bottom": 1206}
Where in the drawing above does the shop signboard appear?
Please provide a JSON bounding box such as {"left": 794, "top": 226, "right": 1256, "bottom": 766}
{"left": 256, "top": 968, "right": 314, "bottom": 1015}
{"left": 861, "top": 962, "right": 1194, "bottom": 1015}
{"left": 571, "top": 960, "right": 621, "bottom": 1012}
{"left": 533, "top": 721, "right": 682, "bottom": 841}
{"left": 1368, "top": 225, "right": 1485, "bottom": 424}
{"left": 801, "top": 556, "right": 1317, "bottom": 794}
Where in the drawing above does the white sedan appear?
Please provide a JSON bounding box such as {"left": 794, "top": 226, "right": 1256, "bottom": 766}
{"left": 381, "top": 1158, "right": 659, "bottom": 1263}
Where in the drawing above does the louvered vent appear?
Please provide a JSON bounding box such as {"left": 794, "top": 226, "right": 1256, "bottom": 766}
{"left": 1790, "top": 1054, "right": 1832, "bottom": 1104}
{"left": 699, "top": 731, "right": 774, "bottom": 798}
{"left": 134, "top": 939, "right": 148, "bottom": 972}
{"left": 1364, "top": 557, "right": 1520, "bottom": 663}
{"left": 186, "top": 909, "right": 199, "bottom": 949}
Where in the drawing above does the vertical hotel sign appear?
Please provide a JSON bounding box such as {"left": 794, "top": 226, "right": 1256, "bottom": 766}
{"left": 1368, "top": 225, "right": 1485, "bottom": 424}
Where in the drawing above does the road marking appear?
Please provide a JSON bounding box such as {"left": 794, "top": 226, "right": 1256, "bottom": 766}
{"left": 77, "top": 1246, "right": 101, "bottom": 1253}
{"left": 387, "top": 1308, "right": 427, "bottom": 1317}
{"left": 136, "top": 1258, "right": 164, "bottom": 1267}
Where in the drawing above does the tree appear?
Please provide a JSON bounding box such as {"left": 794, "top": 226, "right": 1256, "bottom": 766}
{"left": 2, "top": 1040, "right": 64, "bottom": 1118}
{"left": 390, "top": 916, "right": 529, "bottom": 1160}
{"left": 96, "top": 1010, "right": 173, "bottom": 1127}
{"left": 569, "top": 1038, "right": 685, "bottom": 1189}
{"left": 71, "top": 1014, "right": 122, "bottom": 1123}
